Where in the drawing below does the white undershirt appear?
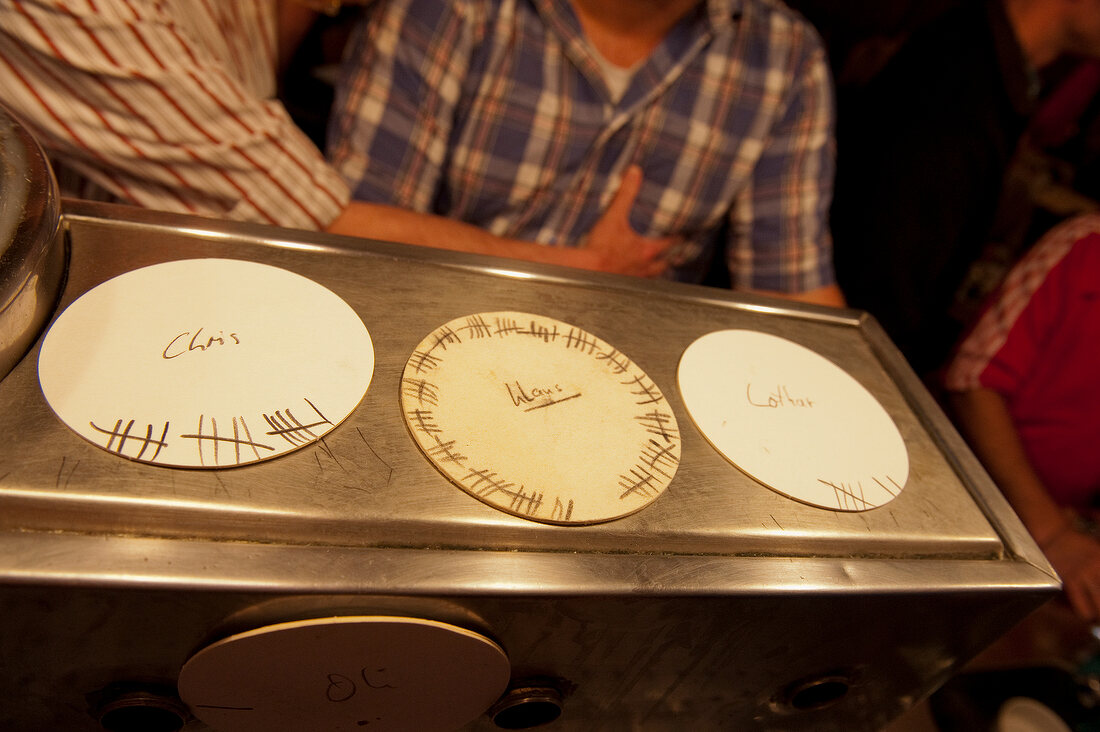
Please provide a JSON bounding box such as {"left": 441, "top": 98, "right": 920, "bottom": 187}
{"left": 586, "top": 42, "right": 641, "bottom": 103}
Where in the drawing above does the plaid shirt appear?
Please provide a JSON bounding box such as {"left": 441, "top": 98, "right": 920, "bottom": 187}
{"left": 328, "top": 0, "right": 835, "bottom": 290}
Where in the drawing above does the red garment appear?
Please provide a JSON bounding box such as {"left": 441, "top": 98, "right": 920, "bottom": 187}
{"left": 945, "top": 215, "right": 1100, "bottom": 507}
{"left": 1030, "top": 59, "right": 1100, "bottom": 149}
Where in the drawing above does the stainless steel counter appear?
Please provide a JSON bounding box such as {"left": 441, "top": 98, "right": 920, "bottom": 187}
{"left": 0, "top": 200, "right": 1059, "bottom": 731}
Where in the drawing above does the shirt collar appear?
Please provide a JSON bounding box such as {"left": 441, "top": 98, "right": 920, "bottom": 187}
{"left": 705, "top": 0, "right": 744, "bottom": 30}
{"left": 533, "top": 0, "right": 742, "bottom": 107}
{"left": 538, "top": 0, "right": 742, "bottom": 37}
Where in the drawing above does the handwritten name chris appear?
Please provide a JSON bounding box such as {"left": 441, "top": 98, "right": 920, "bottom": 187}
{"left": 746, "top": 383, "right": 815, "bottom": 409}
{"left": 162, "top": 327, "right": 241, "bottom": 359}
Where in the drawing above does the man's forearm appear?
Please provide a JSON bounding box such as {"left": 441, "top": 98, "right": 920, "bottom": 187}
{"left": 326, "top": 199, "right": 667, "bottom": 275}
{"left": 753, "top": 284, "right": 846, "bottom": 308}
{"left": 328, "top": 201, "right": 841, "bottom": 298}
{"left": 949, "top": 387, "right": 1070, "bottom": 544}
{"left": 326, "top": 200, "right": 579, "bottom": 265}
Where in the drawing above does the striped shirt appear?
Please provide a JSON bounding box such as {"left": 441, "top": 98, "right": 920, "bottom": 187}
{"left": 327, "top": 0, "right": 836, "bottom": 290}
{"left": 945, "top": 214, "right": 1100, "bottom": 506}
{"left": 0, "top": 0, "right": 349, "bottom": 230}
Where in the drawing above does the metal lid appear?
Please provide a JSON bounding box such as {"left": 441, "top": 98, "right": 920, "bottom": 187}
{"left": 0, "top": 103, "right": 65, "bottom": 380}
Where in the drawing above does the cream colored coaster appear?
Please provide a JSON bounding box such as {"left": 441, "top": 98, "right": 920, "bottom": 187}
{"left": 678, "top": 329, "right": 908, "bottom": 511}
{"left": 401, "top": 312, "right": 680, "bottom": 524}
{"left": 38, "top": 258, "right": 374, "bottom": 468}
{"left": 178, "top": 616, "right": 510, "bottom": 732}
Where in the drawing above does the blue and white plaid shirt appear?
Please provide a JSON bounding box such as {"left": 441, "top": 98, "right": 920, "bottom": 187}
{"left": 328, "top": 0, "right": 836, "bottom": 291}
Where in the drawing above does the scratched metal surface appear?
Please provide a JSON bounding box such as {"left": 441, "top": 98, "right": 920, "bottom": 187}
{"left": 0, "top": 200, "right": 1021, "bottom": 559}
{"left": 0, "top": 201, "right": 1061, "bottom": 732}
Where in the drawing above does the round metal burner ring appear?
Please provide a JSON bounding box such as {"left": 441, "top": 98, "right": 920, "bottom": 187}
{"left": 0, "top": 102, "right": 66, "bottom": 381}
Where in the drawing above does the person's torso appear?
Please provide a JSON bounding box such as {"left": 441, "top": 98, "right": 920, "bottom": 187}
{"left": 435, "top": 0, "right": 818, "bottom": 280}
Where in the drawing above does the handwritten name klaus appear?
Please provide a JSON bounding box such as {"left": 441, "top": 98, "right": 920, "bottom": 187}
{"left": 505, "top": 380, "right": 582, "bottom": 412}
{"left": 746, "top": 383, "right": 815, "bottom": 409}
{"left": 162, "top": 327, "right": 240, "bottom": 359}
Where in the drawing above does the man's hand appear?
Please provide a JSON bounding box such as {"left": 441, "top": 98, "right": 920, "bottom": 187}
{"left": 1044, "top": 525, "right": 1100, "bottom": 623}
{"left": 575, "top": 165, "right": 675, "bottom": 277}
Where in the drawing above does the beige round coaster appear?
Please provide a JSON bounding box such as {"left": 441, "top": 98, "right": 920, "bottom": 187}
{"left": 996, "top": 697, "right": 1071, "bottom": 732}
{"left": 678, "top": 329, "right": 908, "bottom": 511}
{"left": 38, "top": 259, "right": 374, "bottom": 468}
{"left": 401, "top": 312, "right": 680, "bottom": 524}
{"left": 178, "top": 616, "right": 510, "bottom": 732}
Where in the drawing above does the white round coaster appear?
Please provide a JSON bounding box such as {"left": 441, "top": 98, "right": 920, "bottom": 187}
{"left": 178, "top": 616, "right": 511, "bottom": 732}
{"left": 678, "top": 329, "right": 908, "bottom": 511}
{"left": 996, "top": 697, "right": 1071, "bottom": 732}
{"left": 38, "top": 258, "right": 374, "bottom": 468}
{"left": 401, "top": 312, "right": 680, "bottom": 525}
